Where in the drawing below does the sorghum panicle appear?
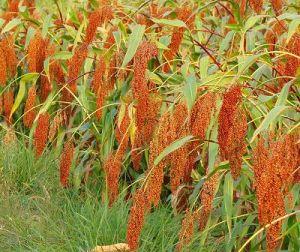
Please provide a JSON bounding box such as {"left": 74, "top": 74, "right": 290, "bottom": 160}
{"left": 28, "top": 31, "right": 47, "bottom": 73}
{"left": 92, "top": 57, "right": 106, "bottom": 94}
{"left": 104, "top": 152, "right": 122, "bottom": 206}
{"left": 0, "top": 35, "right": 17, "bottom": 80}
{"left": 60, "top": 140, "right": 75, "bottom": 187}
{"left": 249, "top": 0, "right": 263, "bottom": 14}
{"left": 271, "top": 0, "right": 285, "bottom": 15}
{"left": 145, "top": 111, "right": 174, "bottom": 206}
{"left": 218, "top": 86, "right": 246, "bottom": 176}
{"left": 198, "top": 171, "right": 219, "bottom": 231}
{"left": 0, "top": 47, "right": 7, "bottom": 86}
{"left": 170, "top": 103, "right": 190, "bottom": 193}
{"left": 126, "top": 188, "right": 150, "bottom": 250}
{"left": 163, "top": 7, "right": 194, "bottom": 72}
{"left": 85, "top": 6, "right": 113, "bottom": 44}
{"left": 190, "top": 92, "right": 217, "bottom": 141}
{"left": 225, "top": 107, "right": 247, "bottom": 179}
{"left": 285, "top": 33, "right": 300, "bottom": 78}
{"left": 176, "top": 210, "right": 196, "bottom": 251}
{"left": 34, "top": 113, "right": 50, "bottom": 157}
{"left": 3, "top": 89, "right": 14, "bottom": 124}
{"left": 131, "top": 42, "right": 158, "bottom": 170}
{"left": 48, "top": 111, "right": 63, "bottom": 142}
{"left": 23, "top": 86, "right": 37, "bottom": 128}
{"left": 65, "top": 44, "right": 88, "bottom": 102}
{"left": 265, "top": 20, "right": 286, "bottom": 52}
{"left": 253, "top": 133, "right": 300, "bottom": 251}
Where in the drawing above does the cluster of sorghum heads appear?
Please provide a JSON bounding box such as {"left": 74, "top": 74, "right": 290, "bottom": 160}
{"left": 253, "top": 133, "right": 300, "bottom": 251}
{"left": 218, "top": 85, "right": 247, "bottom": 179}
{"left": 131, "top": 41, "right": 160, "bottom": 170}
{"left": 104, "top": 104, "right": 131, "bottom": 205}
{"left": 163, "top": 6, "right": 195, "bottom": 72}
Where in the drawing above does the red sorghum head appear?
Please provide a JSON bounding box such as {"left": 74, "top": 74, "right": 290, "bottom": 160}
{"left": 60, "top": 140, "right": 75, "bottom": 187}
{"left": 34, "top": 113, "right": 50, "bottom": 157}
{"left": 198, "top": 171, "right": 219, "bottom": 231}
{"left": 3, "top": 89, "right": 14, "bottom": 124}
{"left": 126, "top": 188, "right": 150, "bottom": 250}
{"left": 249, "top": 0, "right": 263, "bottom": 13}
{"left": 27, "top": 31, "right": 47, "bottom": 73}
{"left": 23, "top": 86, "right": 37, "bottom": 128}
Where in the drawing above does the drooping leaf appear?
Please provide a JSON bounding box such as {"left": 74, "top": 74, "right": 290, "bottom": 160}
{"left": 250, "top": 105, "right": 289, "bottom": 142}
{"left": 154, "top": 135, "right": 194, "bottom": 166}
{"left": 1, "top": 18, "right": 21, "bottom": 34}
{"left": 121, "top": 24, "right": 145, "bottom": 68}
{"left": 10, "top": 73, "right": 39, "bottom": 118}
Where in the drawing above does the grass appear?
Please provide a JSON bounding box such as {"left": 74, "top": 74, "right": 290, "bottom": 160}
{"left": 0, "top": 137, "right": 183, "bottom": 251}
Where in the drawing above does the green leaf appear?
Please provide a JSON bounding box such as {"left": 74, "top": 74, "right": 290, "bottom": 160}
{"left": 0, "top": 18, "right": 5, "bottom": 29}
{"left": 151, "top": 18, "right": 187, "bottom": 28}
{"left": 52, "top": 51, "right": 73, "bottom": 60}
{"left": 154, "top": 135, "right": 193, "bottom": 166}
{"left": 183, "top": 74, "right": 197, "bottom": 111}
{"left": 25, "top": 26, "right": 36, "bottom": 49}
{"left": 244, "top": 16, "right": 263, "bottom": 31}
{"left": 121, "top": 24, "right": 145, "bottom": 68}
{"left": 10, "top": 73, "right": 39, "bottom": 118}
{"left": 200, "top": 56, "right": 209, "bottom": 79}
{"left": 220, "top": 31, "right": 235, "bottom": 53}
{"left": 1, "top": 18, "right": 21, "bottom": 34}
{"left": 287, "top": 19, "right": 300, "bottom": 43}
{"left": 42, "top": 14, "right": 52, "bottom": 38}
{"left": 224, "top": 173, "right": 233, "bottom": 237}
{"left": 250, "top": 105, "right": 289, "bottom": 143}
{"left": 275, "top": 81, "right": 292, "bottom": 107}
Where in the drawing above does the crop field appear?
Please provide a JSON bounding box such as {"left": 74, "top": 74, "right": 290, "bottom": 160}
{"left": 0, "top": 0, "right": 299, "bottom": 251}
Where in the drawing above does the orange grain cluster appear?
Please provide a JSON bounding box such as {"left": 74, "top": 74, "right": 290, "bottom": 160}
{"left": 249, "top": 0, "right": 263, "bottom": 13}
{"left": 198, "top": 171, "right": 219, "bottom": 231}
{"left": 190, "top": 92, "right": 217, "bottom": 141}
{"left": 0, "top": 35, "right": 17, "bottom": 86}
{"left": 163, "top": 7, "right": 195, "bottom": 72}
{"left": 93, "top": 56, "right": 116, "bottom": 120}
{"left": 3, "top": 89, "right": 14, "bottom": 124}
{"left": 60, "top": 140, "right": 75, "bottom": 187}
{"left": 40, "top": 43, "right": 65, "bottom": 102}
{"left": 85, "top": 6, "right": 113, "bottom": 44}
{"left": 65, "top": 44, "right": 88, "bottom": 102}
{"left": 131, "top": 42, "right": 159, "bottom": 170}
{"left": 225, "top": 107, "right": 247, "bottom": 179}
{"left": 146, "top": 111, "right": 174, "bottom": 206}
{"left": 284, "top": 33, "right": 300, "bottom": 78}
{"left": 28, "top": 31, "right": 47, "bottom": 73}
{"left": 253, "top": 133, "right": 300, "bottom": 251}
{"left": 0, "top": 48, "right": 7, "bottom": 86}
{"left": 104, "top": 152, "right": 122, "bottom": 206}
{"left": 170, "top": 103, "right": 189, "bottom": 193}
{"left": 176, "top": 210, "right": 196, "bottom": 251}
{"left": 265, "top": 20, "right": 286, "bottom": 52}
{"left": 218, "top": 86, "right": 246, "bottom": 180}
{"left": 271, "top": 0, "right": 285, "bottom": 15}
{"left": 126, "top": 188, "right": 150, "bottom": 250}
{"left": 48, "top": 111, "right": 64, "bottom": 142}
{"left": 104, "top": 105, "right": 131, "bottom": 205}
{"left": 34, "top": 113, "right": 50, "bottom": 157}
{"left": 274, "top": 33, "right": 300, "bottom": 91}
{"left": 1, "top": 0, "right": 19, "bottom": 23}
{"left": 23, "top": 86, "right": 37, "bottom": 128}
